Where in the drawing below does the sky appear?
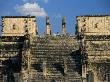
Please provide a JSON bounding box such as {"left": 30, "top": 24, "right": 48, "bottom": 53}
{"left": 0, "top": 0, "right": 110, "bottom": 35}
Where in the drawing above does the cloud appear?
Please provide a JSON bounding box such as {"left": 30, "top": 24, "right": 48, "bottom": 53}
{"left": 15, "top": 3, "right": 47, "bottom": 17}
{"left": 22, "top": 0, "right": 49, "bottom": 3}
{"left": 22, "top": 0, "right": 37, "bottom": 2}
{"left": 44, "top": 0, "right": 48, "bottom": 3}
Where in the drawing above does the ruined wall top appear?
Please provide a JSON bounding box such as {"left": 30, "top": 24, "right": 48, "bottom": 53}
{"left": 76, "top": 15, "right": 110, "bottom": 35}
{"left": 1, "top": 16, "right": 37, "bottom": 36}
{"left": 1, "top": 16, "right": 69, "bottom": 37}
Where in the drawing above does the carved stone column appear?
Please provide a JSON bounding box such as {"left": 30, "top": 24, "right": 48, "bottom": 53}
{"left": 21, "top": 34, "right": 31, "bottom": 82}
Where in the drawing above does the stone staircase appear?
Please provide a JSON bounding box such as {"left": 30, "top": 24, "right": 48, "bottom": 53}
{"left": 29, "top": 36, "right": 82, "bottom": 82}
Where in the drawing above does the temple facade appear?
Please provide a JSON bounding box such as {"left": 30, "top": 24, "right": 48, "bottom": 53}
{"left": 0, "top": 15, "right": 110, "bottom": 82}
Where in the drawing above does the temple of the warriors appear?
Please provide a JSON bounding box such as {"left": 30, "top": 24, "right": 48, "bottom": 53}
{"left": 0, "top": 15, "right": 110, "bottom": 82}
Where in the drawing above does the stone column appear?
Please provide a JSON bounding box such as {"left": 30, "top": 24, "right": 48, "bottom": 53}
{"left": 45, "top": 16, "right": 51, "bottom": 35}
{"left": 62, "top": 16, "right": 66, "bottom": 35}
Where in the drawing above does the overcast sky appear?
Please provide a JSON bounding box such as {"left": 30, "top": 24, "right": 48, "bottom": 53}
{"left": 0, "top": 0, "right": 110, "bottom": 35}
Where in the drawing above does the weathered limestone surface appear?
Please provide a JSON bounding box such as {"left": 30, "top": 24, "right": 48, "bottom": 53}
{"left": 0, "top": 16, "right": 82, "bottom": 82}
{"left": 77, "top": 16, "right": 110, "bottom": 35}
{"left": 0, "top": 15, "right": 110, "bottom": 82}
{"left": 2, "top": 16, "right": 37, "bottom": 36}
{"left": 28, "top": 36, "right": 81, "bottom": 82}
{"left": 77, "top": 15, "right": 110, "bottom": 82}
